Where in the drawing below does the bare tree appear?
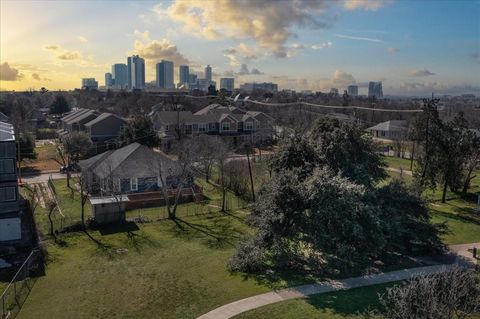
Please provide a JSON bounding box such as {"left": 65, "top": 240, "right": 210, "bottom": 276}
{"left": 46, "top": 199, "right": 58, "bottom": 243}
{"left": 214, "top": 139, "right": 231, "bottom": 212}
{"left": 194, "top": 135, "right": 218, "bottom": 182}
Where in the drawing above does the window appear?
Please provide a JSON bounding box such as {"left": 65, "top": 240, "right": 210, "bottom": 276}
{"left": 381, "top": 131, "right": 386, "bottom": 137}
{"left": 130, "top": 177, "right": 138, "bottom": 191}
{"left": 165, "top": 125, "right": 169, "bottom": 131}
{"left": 0, "top": 186, "right": 16, "bottom": 202}
{"left": 0, "top": 159, "right": 15, "bottom": 173}
{"left": 113, "top": 179, "right": 121, "bottom": 192}
{"left": 157, "top": 176, "right": 163, "bottom": 187}
{"left": 221, "top": 122, "right": 230, "bottom": 131}
{"left": 198, "top": 123, "right": 207, "bottom": 132}
{"left": 245, "top": 121, "right": 254, "bottom": 131}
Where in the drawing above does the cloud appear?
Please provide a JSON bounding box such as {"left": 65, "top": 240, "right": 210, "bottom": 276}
{"left": 133, "top": 38, "right": 190, "bottom": 65}
{"left": 78, "top": 36, "right": 88, "bottom": 43}
{"left": 409, "top": 68, "right": 435, "bottom": 77}
{"left": 335, "top": 34, "right": 383, "bottom": 43}
{"left": 311, "top": 41, "right": 333, "bottom": 50}
{"left": 331, "top": 69, "right": 356, "bottom": 86}
{"left": 387, "top": 47, "right": 399, "bottom": 54}
{"left": 0, "top": 62, "right": 23, "bottom": 81}
{"left": 161, "top": 0, "right": 333, "bottom": 58}
{"left": 31, "top": 73, "right": 41, "bottom": 81}
{"left": 225, "top": 63, "right": 264, "bottom": 77}
{"left": 44, "top": 45, "right": 60, "bottom": 51}
{"left": 397, "top": 82, "right": 480, "bottom": 96}
{"left": 343, "top": 0, "right": 391, "bottom": 11}
{"left": 57, "top": 51, "right": 83, "bottom": 60}
{"left": 134, "top": 30, "right": 151, "bottom": 42}
{"left": 251, "top": 68, "right": 263, "bottom": 75}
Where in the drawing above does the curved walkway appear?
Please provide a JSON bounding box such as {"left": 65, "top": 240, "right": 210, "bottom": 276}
{"left": 197, "top": 243, "right": 478, "bottom": 319}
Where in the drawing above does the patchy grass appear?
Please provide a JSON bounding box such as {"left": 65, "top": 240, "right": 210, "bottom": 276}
{"left": 17, "top": 214, "right": 269, "bottom": 319}
{"left": 382, "top": 155, "right": 414, "bottom": 171}
{"left": 22, "top": 142, "right": 60, "bottom": 173}
{"left": 234, "top": 283, "right": 396, "bottom": 319}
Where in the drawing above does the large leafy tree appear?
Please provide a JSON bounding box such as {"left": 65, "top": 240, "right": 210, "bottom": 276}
{"left": 120, "top": 114, "right": 159, "bottom": 147}
{"left": 49, "top": 95, "right": 70, "bottom": 114}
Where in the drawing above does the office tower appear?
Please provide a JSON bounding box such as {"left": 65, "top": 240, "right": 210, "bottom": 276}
{"left": 81, "top": 78, "right": 98, "bottom": 90}
{"left": 330, "top": 88, "right": 339, "bottom": 94}
{"left": 112, "top": 63, "right": 128, "bottom": 88}
{"left": 220, "top": 78, "right": 234, "bottom": 92}
{"left": 347, "top": 85, "right": 358, "bottom": 96}
{"left": 205, "top": 64, "right": 212, "bottom": 82}
{"left": 156, "top": 60, "right": 174, "bottom": 89}
{"left": 188, "top": 73, "right": 197, "bottom": 84}
{"left": 105, "top": 73, "right": 113, "bottom": 87}
{"left": 179, "top": 65, "right": 189, "bottom": 86}
{"left": 368, "top": 81, "right": 383, "bottom": 98}
{"left": 127, "top": 55, "right": 145, "bottom": 90}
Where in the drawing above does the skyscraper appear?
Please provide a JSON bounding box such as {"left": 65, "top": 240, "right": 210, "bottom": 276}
{"left": 347, "top": 85, "right": 358, "bottom": 96}
{"left": 205, "top": 64, "right": 212, "bottom": 82}
{"left": 156, "top": 60, "right": 174, "bottom": 89}
{"left": 179, "top": 65, "right": 189, "bottom": 87}
{"left": 112, "top": 63, "right": 128, "bottom": 88}
{"left": 105, "top": 73, "right": 113, "bottom": 87}
{"left": 220, "top": 78, "right": 234, "bottom": 92}
{"left": 81, "top": 78, "right": 98, "bottom": 90}
{"left": 368, "top": 81, "right": 383, "bottom": 98}
{"left": 127, "top": 55, "right": 145, "bottom": 90}
{"left": 188, "top": 74, "right": 197, "bottom": 85}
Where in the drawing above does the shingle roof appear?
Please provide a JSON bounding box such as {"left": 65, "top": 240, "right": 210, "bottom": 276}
{"left": 0, "top": 121, "right": 15, "bottom": 141}
{"left": 0, "top": 112, "right": 9, "bottom": 123}
{"left": 62, "top": 108, "right": 89, "bottom": 122}
{"left": 154, "top": 111, "right": 215, "bottom": 124}
{"left": 84, "top": 113, "right": 126, "bottom": 127}
{"left": 367, "top": 120, "right": 408, "bottom": 132}
{"left": 65, "top": 110, "right": 98, "bottom": 124}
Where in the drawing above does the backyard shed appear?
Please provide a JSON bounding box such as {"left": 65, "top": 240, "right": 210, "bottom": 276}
{"left": 89, "top": 196, "right": 129, "bottom": 224}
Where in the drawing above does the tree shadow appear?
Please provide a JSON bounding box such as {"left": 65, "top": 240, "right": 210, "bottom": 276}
{"left": 123, "top": 230, "right": 161, "bottom": 253}
{"left": 96, "top": 221, "right": 140, "bottom": 235}
{"left": 169, "top": 215, "right": 243, "bottom": 249}
{"left": 431, "top": 209, "right": 480, "bottom": 226}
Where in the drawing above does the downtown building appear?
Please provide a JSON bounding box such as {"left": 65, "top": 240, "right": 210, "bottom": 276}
{"left": 220, "top": 78, "right": 235, "bottom": 93}
{"left": 112, "top": 63, "right": 128, "bottom": 89}
{"left": 156, "top": 60, "right": 174, "bottom": 89}
{"left": 368, "top": 81, "right": 383, "bottom": 98}
{"left": 178, "top": 65, "right": 189, "bottom": 88}
{"left": 81, "top": 78, "right": 98, "bottom": 90}
{"left": 240, "top": 82, "right": 278, "bottom": 93}
{"left": 127, "top": 55, "right": 145, "bottom": 90}
{"left": 347, "top": 85, "right": 358, "bottom": 96}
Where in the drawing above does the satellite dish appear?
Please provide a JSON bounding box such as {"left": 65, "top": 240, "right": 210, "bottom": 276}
{"left": 244, "top": 96, "right": 250, "bottom": 102}
{"left": 234, "top": 93, "right": 240, "bottom": 102}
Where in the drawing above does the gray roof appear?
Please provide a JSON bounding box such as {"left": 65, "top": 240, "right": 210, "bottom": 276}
{"left": 79, "top": 142, "right": 177, "bottom": 180}
{"left": 90, "top": 196, "right": 129, "bottom": 205}
{"left": 62, "top": 108, "right": 89, "bottom": 122}
{"left": 0, "top": 121, "right": 14, "bottom": 141}
{"left": 367, "top": 120, "right": 408, "bottom": 132}
{"left": 84, "top": 113, "right": 126, "bottom": 127}
{"left": 65, "top": 110, "right": 98, "bottom": 125}
{"left": 0, "top": 112, "right": 9, "bottom": 123}
{"left": 153, "top": 111, "right": 216, "bottom": 124}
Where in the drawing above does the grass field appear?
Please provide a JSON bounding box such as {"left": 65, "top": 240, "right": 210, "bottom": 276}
{"left": 17, "top": 214, "right": 269, "bottom": 319}
{"left": 233, "top": 283, "right": 396, "bottom": 319}
{"left": 383, "top": 155, "right": 414, "bottom": 171}
{"left": 22, "top": 141, "right": 59, "bottom": 173}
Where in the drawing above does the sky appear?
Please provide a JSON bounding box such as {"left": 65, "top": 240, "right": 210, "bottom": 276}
{"left": 0, "top": 0, "right": 479, "bottom": 96}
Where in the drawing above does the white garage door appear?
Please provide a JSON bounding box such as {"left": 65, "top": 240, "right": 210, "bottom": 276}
{"left": 0, "top": 218, "right": 21, "bottom": 241}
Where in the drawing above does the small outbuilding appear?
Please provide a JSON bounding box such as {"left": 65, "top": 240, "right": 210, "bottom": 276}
{"left": 89, "top": 195, "right": 129, "bottom": 224}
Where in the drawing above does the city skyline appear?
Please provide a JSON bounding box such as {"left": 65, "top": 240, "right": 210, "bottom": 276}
{"left": 1, "top": 0, "right": 479, "bottom": 96}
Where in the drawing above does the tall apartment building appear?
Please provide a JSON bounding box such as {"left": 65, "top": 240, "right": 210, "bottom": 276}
{"left": 81, "top": 78, "right": 98, "bottom": 90}
{"left": 127, "top": 55, "right": 145, "bottom": 90}
{"left": 179, "top": 65, "right": 189, "bottom": 87}
{"left": 347, "top": 85, "right": 358, "bottom": 96}
{"left": 105, "top": 73, "right": 113, "bottom": 87}
{"left": 0, "top": 121, "right": 21, "bottom": 242}
{"left": 205, "top": 64, "right": 212, "bottom": 82}
{"left": 220, "top": 78, "right": 235, "bottom": 92}
{"left": 112, "top": 63, "right": 128, "bottom": 88}
{"left": 368, "top": 81, "right": 383, "bottom": 98}
{"left": 156, "top": 60, "right": 174, "bottom": 89}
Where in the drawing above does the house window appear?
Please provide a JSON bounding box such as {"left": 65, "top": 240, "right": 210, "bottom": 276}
{"left": 165, "top": 125, "right": 169, "bottom": 131}
{"left": 157, "top": 176, "right": 163, "bottom": 187}
{"left": 245, "top": 121, "right": 254, "bottom": 131}
{"left": 114, "top": 179, "right": 121, "bottom": 192}
{"left": 198, "top": 123, "right": 207, "bottom": 132}
{"left": 0, "top": 186, "right": 16, "bottom": 202}
{"left": 0, "top": 159, "right": 15, "bottom": 173}
{"left": 381, "top": 131, "right": 386, "bottom": 137}
{"left": 221, "top": 122, "right": 230, "bottom": 131}
{"left": 130, "top": 177, "right": 138, "bottom": 191}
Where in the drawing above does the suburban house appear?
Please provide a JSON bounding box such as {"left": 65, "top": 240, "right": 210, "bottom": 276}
{"left": 58, "top": 109, "right": 126, "bottom": 149}
{"left": 366, "top": 120, "right": 408, "bottom": 140}
{"left": 150, "top": 104, "right": 274, "bottom": 149}
{"left": 79, "top": 142, "right": 201, "bottom": 222}
{"left": 0, "top": 121, "right": 35, "bottom": 247}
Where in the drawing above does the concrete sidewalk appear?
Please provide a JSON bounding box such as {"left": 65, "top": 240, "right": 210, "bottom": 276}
{"left": 197, "top": 243, "right": 479, "bottom": 319}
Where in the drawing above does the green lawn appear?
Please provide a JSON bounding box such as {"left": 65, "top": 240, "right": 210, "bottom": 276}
{"left": 382, "top": 155, "right": 414, "bottom": 171}
{"left": 17, "top": 214, "right": 269, "bottom": 319}
{"left": 234, "top": 283, "right": 395, "bottom": 319}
